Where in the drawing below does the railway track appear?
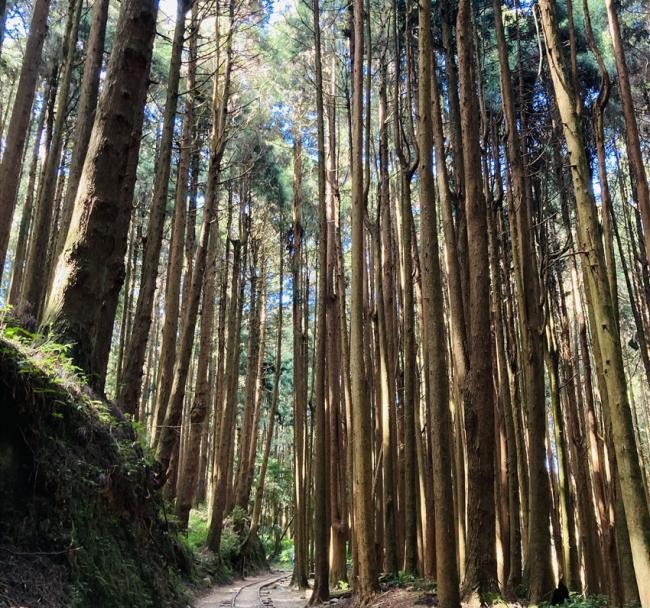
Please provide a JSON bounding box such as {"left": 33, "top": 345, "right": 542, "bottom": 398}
{"left": 217, "top": 571, "right": 291, "bottom": 608}
{"left": 256, "top": 572, "right": 291, "bottom": 607}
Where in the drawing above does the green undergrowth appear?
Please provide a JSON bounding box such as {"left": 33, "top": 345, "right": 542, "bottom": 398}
{"left": 268, "top": 536, "right": 293, "bottom": 569}
{"left": 185, "top": 504, "right": 269, "bottom": 589}
{"left": 540, "top": 595, "right": 641, "bottom": 608}
{"left": 185, "top": 505, "right": 235, "bottom": 587}
{"left": 480, "top": 591, "right": 509, "bottom": 605}
{"left": 0, "top": 323, "right": 192, "bottom": 608}
{"left": 379, "top": 571, "right": 431, "bottom": 589}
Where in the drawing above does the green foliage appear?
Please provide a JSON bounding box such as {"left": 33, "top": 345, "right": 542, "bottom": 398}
{"left": 267, "top": 536, "right": 293, "bottom": 568}
{"left": 2, "top": 322, "right": 87, "bottom": 387}
{"left": 183, "top": 505, "right": 234, "bottom": 586}
{"left": 220, "top": 508, "right": 247, "bottom": 565}
{"left": 540, "top": 594, "right": 612, "bottom": 608}
{"left": 480, "top": 591, "right": 508, "bottom": 605}
{"left": 336, "top": 579, "right": 350, "bottom": 592}
{"left": 184, "top": 503, "right": 269, "bottom": 584}
{"left": 379, "top": 571, "right": 418, "bottom": 587}
{"left": 186, "top": 505, "right": 210, "bottom": 553}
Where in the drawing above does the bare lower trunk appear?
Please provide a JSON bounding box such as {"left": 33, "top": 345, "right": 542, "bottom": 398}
{"left": 377, "top": 60, "right": 398, "bottom": 578}
{"left": 175, "top": 220, "right": 219, "bottom": 529}
{"left": 457, "top": 0, "right": 498, "bottom": 596}
{"left": 310, "top": 1, "right": 329, "bottom": 599}
{"left": 290, "top": 128, "right": 309, "bottom": 589}
{"left": 350, "top": 0, "right": 377, "bottom": 598}
{"left": 207, "top": 231, "right": 244, "bottom": 552}
{"left": 418, "top": 2, "right": 460, "bottom": 603}
{"left": 250, "top": 242, "right": 283, "bottom": 535}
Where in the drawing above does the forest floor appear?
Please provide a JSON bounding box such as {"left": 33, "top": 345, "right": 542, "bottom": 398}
{"left": 195, "top": 570, "right": 309, "bottom": 608}
{"left": 193, "top": 572, "right": 473, "bottom": 608}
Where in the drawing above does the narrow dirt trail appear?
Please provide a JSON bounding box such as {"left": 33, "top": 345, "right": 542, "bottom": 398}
{"left": 195, "top": 570, "right": 305, "bottom": 608}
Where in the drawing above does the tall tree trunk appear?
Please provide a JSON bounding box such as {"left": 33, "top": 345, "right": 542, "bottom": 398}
{"left": 235, "top": 252, "right": 267, "bottom": 509}
{"left": 492, "top": 0, "right": 553, "bottom": 598}
{"left": 118, "top": 0, "right": 189, "bottom": 415}
{"left": 43, "top": 0, "right": 158, "bottom": 388}
{"left": 152, "top": 3, "right": 199, "bottom": 442}
{"left": 430, "top": 43, "right": 469, "bottom": 579}
{"left": 290, "top": 128, "right": 309, "bottom": 589}
{"left": 156, "top": 0, "right": 233, "bottom": 474}
{"left": 0, "top": 0, "right": 52, "bottom": 279}
{"left": 175, "top": 219, "right": 219, "bottom": 528}
{"left": 350, "top": 0, "right": 377, "bottom": 598}
{"left": 417, "top": 2, "right": 460, "bottom": 604}
{"left": 250, "top": 239, "right": 283, "bottom": 536}
{"left": 115, "top": 218, "right": 137, "bottom": 390}
{"left": 309, "top": 0, "right": 329, "bottom": 599}
{"left": 377, "top": 58, "right": 398, "bottom": 578}
{"left": 457, "top": 0, "right": 498, "bottom": 597}
{"left": 604, "top": 0, "right": 650, "bottom": 261}
{"left": 490, "top": 204, "right": 523, "bottom": 589}
{"left": 207, "top": 194, "right": 232, "bottom": 512}
{"left": 207, "top": 231, "right": 243, "bottom": 552}
{"left": 22, "top": 0, "right": 83, "bottom": 318}
{"left": 545, "top": 327, "right": 580, "bottom": 589}
{"left": 553, "top": 273, "right": 603, "bottom": 595}
{"left": 51, "top": 0, "right": 110, "bottom": 268}
{"left": 539, "top": 2, "right": 650, "bottom": 603}
{"left": 326, "top": 56, "right": 348, "bottom": 589}
{"left": 234, "top": 242, "right": 261, "bottom": 505}
{"left": 8, "top": 93, "right": 47, "bottom": 305}
{"left": 391, "top": 0, "right": 418, "bottom": 575}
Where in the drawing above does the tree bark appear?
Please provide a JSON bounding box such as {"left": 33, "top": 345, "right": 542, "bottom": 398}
{"left": 22, "top": 0, "right": 83, "bottom": 318}
{"left": 118, "top": 0, "right": 189, "bottom": 415}
{"left": 175, "top": 219, "right": 219, "bottom": 529}
{"left": 539, "top": 1, "right": 650, "bottom": 603}
{"left": 156, "top": 0, "right": 233, "bottom": 475}
{"left": 391, "top": 0, "right": 418, "bottom": 576}
{"left": 51, "top": 0, "right": 110, "bottom": 269}
{"left": 0, "top": 0, "right": 52, "bottom": 279}
{"left": 152, "top": 2, "right": 199, "bottom": 442}
{"left": 604, "top": 0, "right": 650, "bottom": 262}
{"left": 250, "top": 240, "right": 283, "bottom": 536}
{"left": 43, "top": 0, "right": 158, "bottom": 388}
{"left": 376, "top": 57, "right": 398, "bottom": 578}
{"left": 207, "top": 228, "right": 244, "bottom": 552}
{"left": 310, "top": 0, "right": 329, "bottom": 601}
{"left": 350, "top": 0, "right": 378, "bottom": 599}
{"left": 8, "top": 93, "right": 47, "bottom": 305}
{"left": 492, "top": 0, "right": 553, "bottom": 598}
{"left": 417, "top": 2, "right": 460, "bottom": 604}
{"left": 290, "top": 127, "right": 309, "bottom": 589}
{"left": 457, "top": 0, "right": 498, "bottom": 597}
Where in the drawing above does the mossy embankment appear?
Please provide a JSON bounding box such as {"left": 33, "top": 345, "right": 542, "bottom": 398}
{"left": 0, "top": 329, "right": 192, "bottom": 608}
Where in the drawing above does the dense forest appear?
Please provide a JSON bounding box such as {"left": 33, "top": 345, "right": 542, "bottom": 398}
{"left": 0, "top": 0, "right": 649, "bottom": 605}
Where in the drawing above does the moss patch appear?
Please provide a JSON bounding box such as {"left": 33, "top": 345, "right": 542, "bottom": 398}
{"left": 0, "top": 334, "right": 191, "bottom": 607}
